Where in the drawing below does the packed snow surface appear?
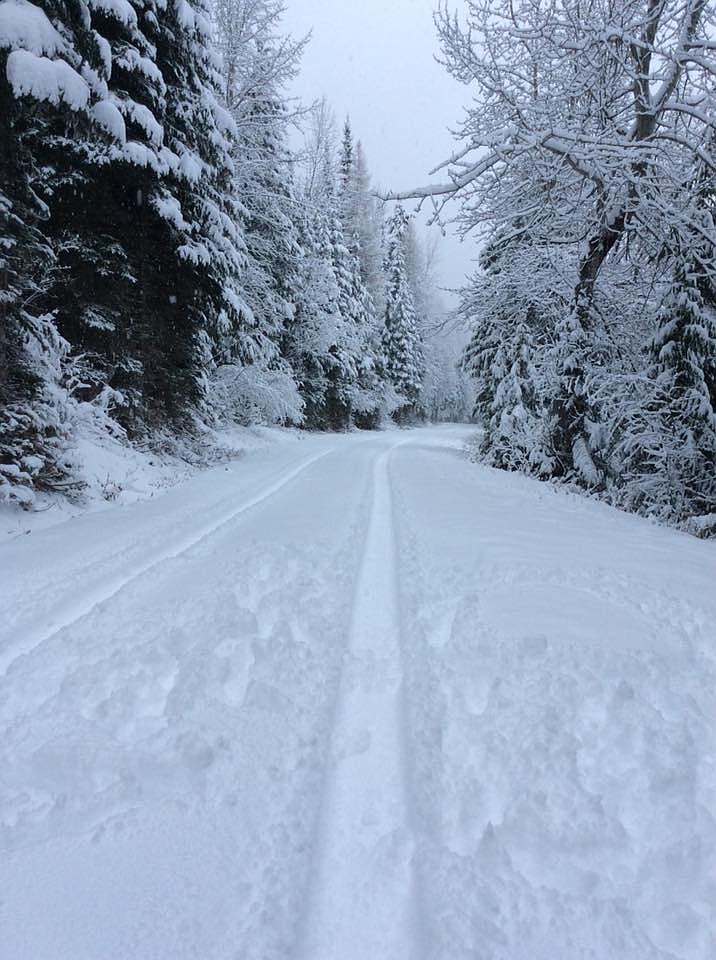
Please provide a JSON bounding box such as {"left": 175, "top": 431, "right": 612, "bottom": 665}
{"left": 0, "top": 425, "right": 714, "bottom": 959}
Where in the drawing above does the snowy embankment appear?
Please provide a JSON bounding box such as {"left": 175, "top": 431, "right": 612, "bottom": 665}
{"left": 0, "top": 425, "right": 713, "bottom": 960}
{"left": 0, "top": 421, "right": 304, "bottom": 542}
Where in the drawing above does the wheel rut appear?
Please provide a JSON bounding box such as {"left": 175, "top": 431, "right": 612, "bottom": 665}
{"left": 0, "top": 448, "right": 334, "bottom": 677}
{"left": 299, "top": 443, "right": 418, "bottom": 960}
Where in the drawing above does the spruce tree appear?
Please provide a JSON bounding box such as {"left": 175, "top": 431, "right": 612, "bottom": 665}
{"left": 649, "top": 255, "right": 716, "bottom": 519}
{"left": 213, "top": 0, "right": 306, "bottom": 383}
{"left": 381, "top": 205, "right": 423, "bottom": 420}
{"left": 44, "top": 0, "right": 171, "bottom": 427}
{"left": 321, "top": 206, "right": 359, "bottom": 429}
{"left": 147, "top": 0, "right": 246, "bottom": 424}
{"left": 339, "top": 116, "right": 353, "bottom": 199}
{"left": 287, "top": 204, "right": 342, "bottom": 428}
{"left": 487, "top": 317, "right": 549, "bottom": 474}
{"left": 337, "top": 129, "right": 383, "bottom": 312}
{"left": 0, "top": 0, "right": 97, "bottom": 500}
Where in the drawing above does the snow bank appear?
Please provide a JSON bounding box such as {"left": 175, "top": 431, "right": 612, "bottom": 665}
{"left": 392, "top": 435, "right": 716, "bottom": 960}
{"left": 0, "top": 413, "right": 303, "bottom": 542}
{"left": 0, "top": 428, "right": 712, "bottom": 959}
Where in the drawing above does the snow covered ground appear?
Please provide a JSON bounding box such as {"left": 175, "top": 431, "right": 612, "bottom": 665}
{"left": 0, "top": 421, "right": 305, "bottom": 543}
{"left": 0, "top": 425, "right": 714, "bottom": 960}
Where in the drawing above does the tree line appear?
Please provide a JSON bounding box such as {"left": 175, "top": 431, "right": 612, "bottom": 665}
{"left": 394, "top": 0, "right": 715, "bottom": 535}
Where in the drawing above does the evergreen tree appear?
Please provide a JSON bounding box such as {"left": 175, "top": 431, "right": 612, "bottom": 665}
{"left": 487, "top": 318, "right": 549, "bottom": 473}
{"left": 321, "top": 204, "right": 360, "bottom": 429}
{"left": 148, "top": 0, "right": 247, "bottom": 424}
{"left": 286, "top": 203, "right": 347, "bottom": 429}
{"left": 45, "top": 0, "right": 171, "bottom": 427}
{"left": 461, "top": 228, "right": 556, "bottom": 472}
{"left": 229, "top": 86, "right": 300, "bottom": 369}
{"left": 337, "top": 126, "right": 383, "bottom": 312}
{"left": 0, "top": 0, "right": 97, "bottom": 500}
{"left": 548, "top": 311, "right": 607, "bottom": 487}
{"left": 213, "top": 0, "right": 306, "bottom": 385}
{"left": 381, "top": 205, "right": 423, "bottom": 419}
{"left": 329, "top": 208, "right": 387, "bottom": 427}
{"left": 339, "top": 116, "right": 353, "bottom": 197}
{"left": 289, "top": 139, "right": 387, "bottom": 430}
{"left": 648, "top": 254, "right": 716, "bottom": 518}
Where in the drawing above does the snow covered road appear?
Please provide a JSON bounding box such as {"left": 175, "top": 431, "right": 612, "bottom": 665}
{"left": 1, "top": 425, "right": 714, "bottom": 960}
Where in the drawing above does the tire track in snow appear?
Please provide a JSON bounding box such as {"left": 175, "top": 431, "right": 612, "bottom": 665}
{"left": 298, "top": 443, "right": 419, "bottom": 960}
{"left": 0, "top": 448, "right": 334, "bottom": 677}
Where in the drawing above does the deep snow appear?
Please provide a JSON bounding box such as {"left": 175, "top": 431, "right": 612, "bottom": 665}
{"left": 0, "top": 425, "right": 714, "bottom": 959}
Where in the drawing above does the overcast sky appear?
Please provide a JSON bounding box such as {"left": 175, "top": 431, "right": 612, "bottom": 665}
{"left": 281, "top": 0, "right": 477, "bottom": 297}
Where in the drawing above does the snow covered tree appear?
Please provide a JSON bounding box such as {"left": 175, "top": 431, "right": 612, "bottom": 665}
{"left": 285, "top": 111, "right": 392, "bottom": 430}
{"left": 0, "top": 140, "right": 71, "bottom": 503}
{"left": 329, "top": 206, "right": 389, "bottom": 427}
{"left": 286, "top": 124, "right": 339, "bottom": 426}
{"left": 647, "top": 254, "right": 716, "bottom": 520}
{"left": 212, "top": 0, "right": 308, "bottom": 418}
{"left": 284, "top": 202, "right": 352, "bottom": 429}
{"left": 41, "top": 0, "right": 171, "bottom": 427}
{"left": 338, "top": 116, "right": 353, "bottom": 196}
{"left": 420, "top": 325, "right": 473, "bottom": 423}
{"left": 140, "top": 0, "right": 247, "bottom": 424}
{"left": 337, "top": 122, "right": 383, "bottom": 313}
{"left": 0, "top": 0, "right": 101, "bottom": 500}
{"left": 382, "top": 205, "right": 423, "bottom": 419}
{"left": 461, "top": 230, "right": 556, "bottom": 471}
{"left": 488, "top": 319, "right": 551, "bottom": 473}
{"left": 333, "top": 119, "right": 391, "bottom": 424}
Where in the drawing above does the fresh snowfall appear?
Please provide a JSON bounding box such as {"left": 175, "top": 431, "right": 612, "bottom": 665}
{"left": 1, "top": 426, "right": 715, "bottom": 960}
{"left": 1, "top": 0, "right": 715, "bottom": 959}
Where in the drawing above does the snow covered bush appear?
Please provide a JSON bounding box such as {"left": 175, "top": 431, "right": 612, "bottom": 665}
{"left": 210, "top": 363, "right": 304, "bottom": 426}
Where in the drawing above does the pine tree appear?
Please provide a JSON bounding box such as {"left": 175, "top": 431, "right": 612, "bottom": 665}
{"left": 337, "top": 127, "right": 383, "bottom": 312}
{"left": 286, "top": 203, "right": 343, "bottom": 428}
{"left": 548, "top": 312, "right": 607, "bottom": 487}
{"left": 648, "top": 255, "right": 716, "bottom": 519}
{"left": 143, "top": 0, "right": 247, "bottom": 425}
{"left": 381, "top": 205, "right": 423, "bottom": 420}
{"left": 339, "top": 116, "right": 353, "bottom": 197}
{"left": 0, "top": 0, "right": 98, "bottom": 501}
{"left": 289, "top": 144, "right": 383, "bottom": 431}
{"left": 333, "top": 121, "right": 388, "bottom": 424}
{"left": 488, "top": 318, "right": 550, "bottom": 473}
{"left": 213, "top": 0, "right": 306, "bottom": 393}
{"left": 43, "top": 0, "right": 171, "bottom": 427}
{"left": 229, "top": 87, "right": 300, "bottom": 368}
{"left": 461, "top": 228, "right": 556, "bottom": 470}
{"left": 322, "top": 206, "right": 360, "bottom": 429}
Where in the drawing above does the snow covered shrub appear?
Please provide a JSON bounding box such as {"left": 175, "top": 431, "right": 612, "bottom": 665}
{"left": 210, "top": 363, "right": 304, "bottom": 426}
{"left": 642, "top": 257, "right": 716, "bottom": 524}
{"left": 0, "top": 313, "right": 76, "bottom": 506}
{"left": 481, "top": 320, "right": 549, "bottom": 474}
{"left": 461, "top": 233, "right": 560, "bottom": 475}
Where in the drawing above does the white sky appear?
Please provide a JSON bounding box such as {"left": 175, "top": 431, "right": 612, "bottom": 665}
{"left": 281, "top": 0, "right": 477, "bottom": 297}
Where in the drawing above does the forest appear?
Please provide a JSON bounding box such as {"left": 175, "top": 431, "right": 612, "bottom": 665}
{"left": 0, "top": 0, "right": 469, "bottom": 509}
{"left": 1, "top": 0, "right": 715, "bottom": 534}
{"left": 401, "top": 0, "right": 715, "bottom": 535}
